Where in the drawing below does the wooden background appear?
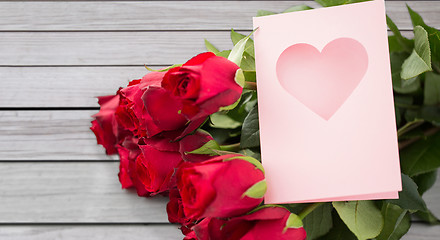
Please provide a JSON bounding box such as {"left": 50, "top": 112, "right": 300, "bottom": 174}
{"left": 0, "top": 0, "right": 439, "bottom": 239}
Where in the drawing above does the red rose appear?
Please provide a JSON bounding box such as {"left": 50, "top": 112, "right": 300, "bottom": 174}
{"left": 193, "top": 206, "right": 307, "bottom": 240}
{"left": 161, "top": 52, "right": 242, "bottom": 120}
{"left": 179, "top": 130, "right": 215, "bottom": 163}
{"left": 116, "top": 71, "right": 172, "bottom": 138}
{"left": 166, "top": 188, "right": 196, "bottom": 235}
{"left": 91, "top": 94, "right": 129, "bottom": 154}
{"left": 141, "top": 86, "right": 189, "bottom": 132}
{"left": 184, "top": 230, "right": 198, "bottom": 240}
{"left": 177, "top": 154, "right": 265, "bottom": 219}
{"left": 135, "top": 130, "right": 214, "bottom": 195}
{"left": 135, "top": 136, "right": 182, "bottom": 195}
{"left": 117, "top": 135, "right": 150, "bottom": 196}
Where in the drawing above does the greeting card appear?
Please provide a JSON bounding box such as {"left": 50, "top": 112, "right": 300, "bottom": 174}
{"left": 253, "top": 0, "right": 402, "bottom": 203}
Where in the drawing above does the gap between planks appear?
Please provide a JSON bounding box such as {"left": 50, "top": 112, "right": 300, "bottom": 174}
{"left": 0, "top": 1, "right": 437, "bottom": 31}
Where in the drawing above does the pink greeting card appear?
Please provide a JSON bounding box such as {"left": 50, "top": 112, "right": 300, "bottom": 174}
{"left": 253, "top": 0, "right": 402, "bottom": 203}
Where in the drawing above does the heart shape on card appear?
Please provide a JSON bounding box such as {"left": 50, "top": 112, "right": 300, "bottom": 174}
{"left": 276, "top": 38, "right": 368, "bottom": 120}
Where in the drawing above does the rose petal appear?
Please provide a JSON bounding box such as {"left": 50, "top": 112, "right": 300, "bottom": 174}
{"left": 143, "top": 87, "right": 188, "bottom": 131}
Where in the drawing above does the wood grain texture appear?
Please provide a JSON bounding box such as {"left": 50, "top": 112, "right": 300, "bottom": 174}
{"left": 0, "top": 0, "right": 439, "bottom": 238}
{"left": 0, "top": 111, "right": 116, "bottom": 160}
{"left": 1, "top": 110, "right": 440, "bottom": 222}
{"left": 0, "top": 31, "right": 233, "bottom": 66}
{"left": 421, "top": 169, "right": 440, "bottom": 223}
{"left": 0, "top": 31, "right": 413, "bottom": 107}
{"left": 0, "top": 223, "right": 437, "bottom": 240}
{"left": 0, "top": 162, "right": 169, "bottom": 223}
{"left": 403, "top": 224, "right": 440, "bottom": 240}
{"left": 0, "top": 67, "right": 151, "bottom": 107}
{"left": 0, "top": 1, "right": 438, "bottom": 31}
{"left": 0, "top": 225, "right": 182, "bottom": 240}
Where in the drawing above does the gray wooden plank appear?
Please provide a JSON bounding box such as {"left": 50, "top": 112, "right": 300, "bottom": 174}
{"left": 0, "top": 31, "right": 414, "bottom": 107}
{"left": 0, "top": 225, "right": 182, "bottom": 240}
{"left": 0, "top": 111, "right": 115, "bottom": 160}
{"left": 0, "top": 67, "right": 152, "bottom": 107}
{"left": 0, "top": 30, "right": 414, "bottom": 67}
{"left": 1, "top": 110, "right": 440, "bottom": 218}
{"left": 403, "top": 224, "right": 440, "bottom": 240}
{"left": 0, "top": 1, "right": 438, "bottom": 31}
{"left": 0, "top": 162, "right": 170, "bottom": 223}
{"left": 0, "top": 31, "right": 233, "bottom": 66}
{"left": 421, "top": 169, "right": 440, "bottom": 222}
{"left": 0, "top": 224, "right": 437, "bottom": 240}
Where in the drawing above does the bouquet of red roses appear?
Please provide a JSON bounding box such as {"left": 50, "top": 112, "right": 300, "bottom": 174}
{"left": 91, "top": 44, "right": 305, "bottom": 239}
{"left": 91, "top": 1, "right": 440, "bottom": 239}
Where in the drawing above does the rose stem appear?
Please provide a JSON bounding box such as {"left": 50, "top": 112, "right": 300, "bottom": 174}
{"left": 298, "top": 202, "right": 324, "bottom": 220}
{"left": 398, "top": 126, "right": 440, "bottom": 150}
{"left": 244, "top": 81, "right": 257, "bottom": 90}
{"left": 219, "top": 143, "right": 241, "bottom": 152}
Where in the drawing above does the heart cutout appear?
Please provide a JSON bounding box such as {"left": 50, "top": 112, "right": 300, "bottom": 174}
{"left": 276, "top": 38, "right": 368, "bottom": 120}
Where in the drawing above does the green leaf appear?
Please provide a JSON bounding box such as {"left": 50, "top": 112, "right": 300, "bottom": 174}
{"left": 315, "top": 0, "right": 369, "bottom": 7}
{"left": 210, "top": 112, "right": 242, "bottom": 129}
{"left": 224, "top": 155, "right": 264, "bottom": 173}
{"left": 424, "top": 72, "right": 440, "bottom": 105}
{"left": 187, "top": 140, "right": 220, "bottom": 156}
{"left": 145, "top": 64, "right": 182, "bottom": 72}
{"left": 317, "top": 211, "right": 357, "bottom": 240}
{"left": 283, "top": 5, "right": 313, "bottom": 13}
{"left": 204, "top": 39, "right": 220, "bottom": 54}
{"left": 391, "top": 52, "right": 420, "bottom": 94}
{"left": 256, "top": 10, "right": 276, "bottom": 17}
{"left": 284, "top": 213, "right": 304, "bottom": 233}
{"left": 388, "top": 36, "right": 404, "bottom": 53}
{"left": 386, "top": 15, "right": 413, "bottom": 52}
{"left": 303, "top": 203, "right": 333, "bottom": 240}
{"left": 395, "top": 106, "right": 401, "bottom": 127}
{"left": 400, "top": 132, "right": 440, "bottom": 176}
{"left": 401, "top": 26, "right": 432, "bottom": 80}
{"left": 405, "top": 106, "right": 440, "bottom": 126}
{"left": 390, "top": 52, "right": 420, "bottom": 94}
{"left": 387, "top": 174, "right": 427, "bottom": 212}
{"left": 376, "top": 203, "right": 411, "bottom": 240}
{"left": 407, "top": 5, "right": 440, "bottom": 63}
{"left": 226, "top": 90, "right": 257, "bottom": 122}
{"left": 216, "top": 50, "right": 231, "bottom": 58}
{"left": 413, "top": 170, "right": 438, "bottom": 195}
{"left": 242, "top": 180, "right": 267, "bottom": 199}
{"left": 240, "top": 104, "right": 260, "bottom": 148}
{"left": 332, "top": 201, "right": 383, "bottom": 240}
{"left": 243, "top": 70, "right": 257, "bottom": 82}
{"left": 240, "top": 52, "right": 256, "bottom": 71}
{"left": 416, "top": 209, "right": 440, "bottom": 225}
{"left": 230, "top": 29, "right": 255, "bottom": 58}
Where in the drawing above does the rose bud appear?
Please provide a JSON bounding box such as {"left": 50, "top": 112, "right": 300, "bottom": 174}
{"left": 193, "top": 206, "right": 307, "bottom": 240}
{"left": 177, "top": 154, "right": 266, "bottom": 219}
{"left": 161, "top": 52, "right": 243, "bottom": 120}
{"left": 91, "top": 94, "right": 129, "bottom": 155}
